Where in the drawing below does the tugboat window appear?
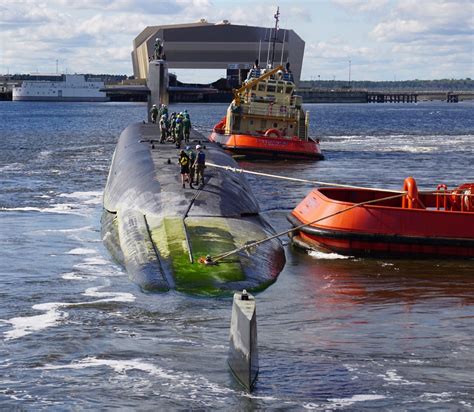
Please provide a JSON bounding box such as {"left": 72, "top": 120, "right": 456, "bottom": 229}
{"left": 258, "top": 84, "right": 265, "bottom": 92}
{"left": 267, "top": 85, "right": 276, "bottom": 93}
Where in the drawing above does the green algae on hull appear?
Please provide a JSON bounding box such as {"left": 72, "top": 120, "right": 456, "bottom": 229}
{"left": 149, "top": 216, "right": 245, "bottom": 296}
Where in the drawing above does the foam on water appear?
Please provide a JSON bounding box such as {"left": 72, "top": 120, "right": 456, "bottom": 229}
{"left": 59, "top": 191, "right": 103, "bottom": 205}
{"left": 420, "top": 392, "right": 453, "bottom": 403}
{"left": 2, "top": 302, "right": 69, "bottom": 341}
{"left": 41, "top": 356, "right": 243, "bottom": 404}
{"left": 325, "top": 394, "right": 387, "bottom": 408}
{"left": 61, "top": 272, "right": 93, "bottom": 281}
{"left": 82, "top": 287, "right": 136, "bottom": 303}
{"left": 34, "top": 225, "right": 94, "bottom": 234}
{"left": 1, "top": 287, "right": 135, "bottom": 340}
{"left": 0, "top": 203, "right": 91, "bottom": 216}
{"left": 378, "top": 369, "right": 425, "bottom": 386}
{"left": 43, "top": 357, "right": 175, "bottom": 378}
{"left": 66, "top": 248, "right": 97, "bottom": 255}
{"left": 308, "top": 250, "right": 351, "bottom": 260}
{"left": 0, "top": 162, "right": 24, "bottom": 172}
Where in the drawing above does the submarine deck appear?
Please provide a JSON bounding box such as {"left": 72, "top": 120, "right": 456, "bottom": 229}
{"left": 102, "top": 123, "right": 285, "bottom": 294}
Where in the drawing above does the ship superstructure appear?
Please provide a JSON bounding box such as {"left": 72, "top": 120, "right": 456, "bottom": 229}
{"left": 12, "top": 74, "right": 108, "bottom": 102}
{"left": 209, "top": 8, "right": 323, "bottom": 159}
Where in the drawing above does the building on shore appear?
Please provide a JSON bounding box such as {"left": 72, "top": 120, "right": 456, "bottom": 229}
{"left": 131, "top": 20, "right": 305, "bottom": 86}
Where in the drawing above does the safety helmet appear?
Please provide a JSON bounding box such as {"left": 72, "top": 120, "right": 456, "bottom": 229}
{"left": 196, "top": 145, "right": 202, "bottom": 150}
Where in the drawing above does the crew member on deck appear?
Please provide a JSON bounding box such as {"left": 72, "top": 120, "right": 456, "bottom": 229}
{"left": 150, "top": 104, "right": 158, "bottom": 123}
{"left": 178, "top": 149, "right": 190, "bottom": 188}
{"left": 183, "top": 114, "right": 191, "bottom": 143}
{"left": 193, "top": 145, "right": 206, "bottom": 185}
{"left": 159, "top": 115, "right": 168, "bottom": 143}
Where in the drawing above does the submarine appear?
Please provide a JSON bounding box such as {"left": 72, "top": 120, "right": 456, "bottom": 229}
{"left": 101, "top": 122, "right": 286, "bottom": 295}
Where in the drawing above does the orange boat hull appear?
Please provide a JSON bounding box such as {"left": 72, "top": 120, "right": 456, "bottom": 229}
{"left": 289, "top": 187, "right": 474, "bottom": 258}
{"left": 209, "top": 131, "right": 324, "bottom": 160}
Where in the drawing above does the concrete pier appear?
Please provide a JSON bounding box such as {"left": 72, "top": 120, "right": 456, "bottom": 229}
{"left": 228, "top": 290, "right": 258, "bottom": 391}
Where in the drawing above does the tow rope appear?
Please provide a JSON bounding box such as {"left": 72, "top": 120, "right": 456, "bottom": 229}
{"left": 205, "top": 162, "right": 406, "bottom": 193}
{"left": 199, "top": 192, "right": 406, "bottom": 264}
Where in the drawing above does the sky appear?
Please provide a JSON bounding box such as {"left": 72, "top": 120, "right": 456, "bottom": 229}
{"left": 0, "top": 0, "right": 473, "bottom": 82}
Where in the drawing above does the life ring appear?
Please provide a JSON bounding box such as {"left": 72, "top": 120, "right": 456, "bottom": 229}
{"left": 402, "top": 177, "right": 423, "bottom": 209}
{"left": 264, "top": 128, "right": 282, "bottom": 138}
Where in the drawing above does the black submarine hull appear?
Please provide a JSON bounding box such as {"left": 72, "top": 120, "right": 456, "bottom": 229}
{"left": 102, "top": 123, "right": 285, "bottom": 295}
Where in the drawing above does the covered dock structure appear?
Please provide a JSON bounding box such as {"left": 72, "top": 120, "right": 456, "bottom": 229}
{"left": 131, "top": 20, "right": 305, "bottom": 85}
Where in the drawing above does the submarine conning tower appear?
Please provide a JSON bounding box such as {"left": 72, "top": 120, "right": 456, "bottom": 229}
{"left": 101, "top": 123, "right": 285, "bottom": 295}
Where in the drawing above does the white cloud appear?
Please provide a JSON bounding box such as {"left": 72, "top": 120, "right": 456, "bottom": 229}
{"left": 0, "top": 1, "right": 57, "bottom": 25}
{"left": 371, "top": 0, "right": 474, "bottom": 43}
{"left": 332, "top": 0, "right": 389, "bottom": 13}
{"left": 307, "top": 39, "right": 374, "bottom": 60}
{"left": 0, "top": 0, "right": 472, "bottom": 79}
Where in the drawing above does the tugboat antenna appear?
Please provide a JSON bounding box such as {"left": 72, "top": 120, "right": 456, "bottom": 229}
{"left": 270, "top": 6, "right": 280, "bottom": 68}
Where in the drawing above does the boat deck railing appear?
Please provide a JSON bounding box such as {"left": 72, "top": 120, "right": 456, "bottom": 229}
{"left": 239, "top": 102, "right": 298, "bottom": 119}
{"left": 246, "top": 69, "right": 294, "bottom": 83}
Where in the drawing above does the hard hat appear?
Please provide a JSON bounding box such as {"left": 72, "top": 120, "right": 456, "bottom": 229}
{"left": 185, "top": 146, "right": 190, "bottom": 150}
{"left": 153, "top": 104, "right": 156, "bottom": 106}
{"left": 196, "top": 145, "right": 201, "bottom": 150}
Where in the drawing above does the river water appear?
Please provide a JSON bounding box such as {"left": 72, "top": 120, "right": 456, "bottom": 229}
{"left": 1, "top": 101, "right": 473, "bottom": 410}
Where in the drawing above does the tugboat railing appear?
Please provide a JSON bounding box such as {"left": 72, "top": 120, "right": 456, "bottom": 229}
{"left": 239, "top": 102, "right": 297, "bottom": 119}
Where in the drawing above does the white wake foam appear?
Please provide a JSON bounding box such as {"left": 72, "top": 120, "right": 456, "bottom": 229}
{"left": 378, "top": 369, "right": 425, "bottom": 386}
{"left": 59, "top": 191, "right": 103, "bottom": 205}
{"left": 326, "top": 394, "right": 386, "bottom": 408}
{"left": 2, "top": 302, "right": 69, "bottom": 340}
{"left": 308, "top": 250, "right": 351, "bottom": 260}
{"left": 1, "top": 287, "right": 135, "bottom": 340}
{"left": 66, "top": 248, "right": 97, "bottom": 255}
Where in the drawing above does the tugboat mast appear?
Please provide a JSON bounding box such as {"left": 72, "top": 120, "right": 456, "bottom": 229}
{"left": 270, "top": 7, "right": 280, "bottom": 68}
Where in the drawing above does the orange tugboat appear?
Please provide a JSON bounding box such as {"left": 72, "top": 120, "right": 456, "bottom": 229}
{"left": 209, "top": 10, "right": 323, "bottom": 160}
{"left": 288, "top": 177, "right": 474, "bottom": 258}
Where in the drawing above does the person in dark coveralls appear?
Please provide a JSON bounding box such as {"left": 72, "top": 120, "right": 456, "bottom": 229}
{"left": 178, "top": 149, "right": 190, "bottom": 188}
{"left": 183, "top": 114, "right": 191, "bottom": 143}
{"left": 186, "top": 145, "right": 196, "bottom": 185}
{"left": 193, "top": 145, "right": 206, "bottom": 185}
{"left": 159, "top": 115, "right": 168, "bottom": 143}
{"left": 150, "top": 104, "right": 159, "bottom": 123}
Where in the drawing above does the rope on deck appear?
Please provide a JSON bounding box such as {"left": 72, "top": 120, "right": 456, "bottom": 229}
{"left": 206, "top": 192, "right": 406, "bottom": 264}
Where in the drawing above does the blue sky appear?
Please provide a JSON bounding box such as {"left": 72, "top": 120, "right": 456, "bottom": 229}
{"left": 0, "top": 0, "right": 472, "bottom": 82}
